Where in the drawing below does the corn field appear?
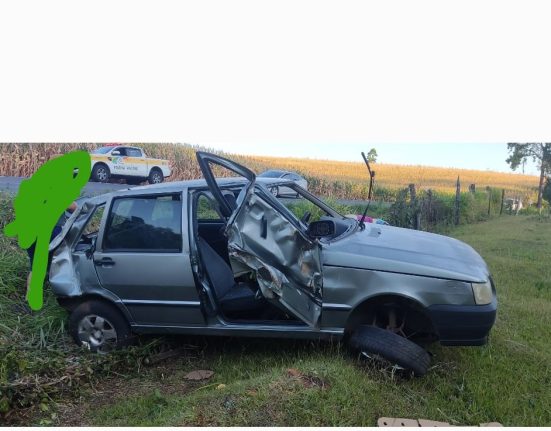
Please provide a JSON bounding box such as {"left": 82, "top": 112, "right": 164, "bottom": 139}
{"left": 0, "top": 143, "right": 204, "bottom": 180}
{"left": 0, "top": 143, "right": 540, "bottom": 202}
{"left": 235, "top": 154, "right": 540, "bottom": 201}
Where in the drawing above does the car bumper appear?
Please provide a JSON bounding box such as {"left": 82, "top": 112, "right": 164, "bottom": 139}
{"left": 427, "top": 298, "right": 497, "bottom": 346}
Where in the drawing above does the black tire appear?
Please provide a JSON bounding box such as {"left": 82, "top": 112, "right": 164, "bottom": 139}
{"left": 69, "top": 300, "right": 131, "bottom": 354}
{"left": 148, "top": 168, "right": 164, "bottom": 184}
{"left": 92, "top": 163, "right": 110, "bottom": 183}
{"left": 348, "top": 325, "right": 430, "bottom": 376}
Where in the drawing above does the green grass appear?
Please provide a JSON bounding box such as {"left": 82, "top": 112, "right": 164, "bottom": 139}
{"left": 1, "top": 200, "right": 551, "bottom": 425}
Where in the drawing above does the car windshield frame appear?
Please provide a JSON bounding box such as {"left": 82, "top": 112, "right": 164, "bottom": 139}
{"left": 255, "top": 181, "right": 357, "bottom": 239}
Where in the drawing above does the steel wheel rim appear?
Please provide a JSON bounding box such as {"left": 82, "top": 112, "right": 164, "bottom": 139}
{"left": 270, "top": 187, "right": 278, "bottom": 197}
{"left": 97, "top": 167, "right": 108, "bottom": 181}
{"left": 152, "top": 172, "right": 162, "bottom": 183}
{"left": 78, "top": 314, "right": 118, "bottom": 354}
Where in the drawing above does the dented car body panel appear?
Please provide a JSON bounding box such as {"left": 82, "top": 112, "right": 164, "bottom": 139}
{"left": 322, "top": 224, "right": 490, "bottom": 284}
{"left": 227, "top": 192, "right": 323, "bottom": 326}
{"left": 49, "top": 195, "right": 107, "bottom": 297}
{"left": 49, "top": 153, "right": 497, "bottom": 346}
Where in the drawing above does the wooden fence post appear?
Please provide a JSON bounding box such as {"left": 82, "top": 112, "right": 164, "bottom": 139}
{"left": 500, "top": 189, "right": 505, "bottom": 215}
{"left": 454, "top": 176, "right": 460, "bottom": 225}
{"left": 427, "top": 189, "right": 433, "bottom": 226}
{"left": 409, "top": 183, "right": 419, "bottom": 230}
{"left": 487, "top": 186, "right": 492, "bottom": 216}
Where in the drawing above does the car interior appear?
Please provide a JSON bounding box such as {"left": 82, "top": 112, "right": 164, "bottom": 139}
{"left": 192, "top": 188, "right": 303, "bottom": 324}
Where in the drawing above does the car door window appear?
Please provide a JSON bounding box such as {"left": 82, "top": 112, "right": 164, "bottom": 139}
{"left": 196, "top": 194, "right": 223, "bottom": 221}
{"left": 126, "top": 148, "right": 142, "bottom": 157}
{"left": 82, "top": 205, "right": 105, "bottom": 236}
{"left": 103, "top": 194, "right": 182, "bottom": 252}
{"left": 73, "top": 204, "right": 106, "bottom": 251}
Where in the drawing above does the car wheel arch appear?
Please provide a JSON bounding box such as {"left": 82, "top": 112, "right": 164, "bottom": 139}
{"left": 57, "top": 294, "right": 134, "bottom": 324}
{"left": 344, "top": 293, "right": 436, "bottom": 339}
{"left": 68, "top": 298, "right": 133, "bottom": 353}
{"left": 149, "top": 166, "right": 162, "bottom": 176}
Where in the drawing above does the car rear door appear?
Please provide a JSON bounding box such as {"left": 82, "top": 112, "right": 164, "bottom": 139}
{"left": 196, "top": 152, "right": 323, "bottom": 327}
{"left": 92, "top": 192, "right": 205, "bottom": 326}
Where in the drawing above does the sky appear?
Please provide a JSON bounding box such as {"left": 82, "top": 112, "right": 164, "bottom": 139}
{"left": 1, "top": 2, "right": 550, "bottom": 165}
{"left": 205, "top": 143, "right": 540, "bottom": 176}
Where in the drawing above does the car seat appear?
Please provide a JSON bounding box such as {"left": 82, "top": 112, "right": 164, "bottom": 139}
{"left": 196, "top": 236, "right": 266, "bottom": 315}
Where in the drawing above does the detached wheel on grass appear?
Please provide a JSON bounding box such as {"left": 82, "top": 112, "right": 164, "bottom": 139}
{"left": 348, "top": 325, "right": 431, "bottom": 376}
{"left": 69, "top": 301, "right": 131, "bottom": 354}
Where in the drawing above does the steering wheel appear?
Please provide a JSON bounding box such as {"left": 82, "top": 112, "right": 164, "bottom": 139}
{"left": 301, "top": 211, "right": 312, "bottom": 224}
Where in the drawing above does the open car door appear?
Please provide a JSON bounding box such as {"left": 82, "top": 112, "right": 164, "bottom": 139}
{"left": 196, "top": 152, "right": 323, "bottom": 327}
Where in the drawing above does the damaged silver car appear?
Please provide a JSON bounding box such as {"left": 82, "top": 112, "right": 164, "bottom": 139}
{"left": 48, "top": 152, "right": 497, "bottom": 376}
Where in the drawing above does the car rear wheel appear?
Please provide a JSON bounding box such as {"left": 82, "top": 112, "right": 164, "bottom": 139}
{"left": 92, "top": 164, "right": 110, "bottom": 183}
{"left": 69, "top": 301, "right": 131, "bottom": 354}
{"left": 148, "top": 168, "right": 164, "bottom": 184}
{"left": 348, "top": 325, "right": 431, "bottom": 376}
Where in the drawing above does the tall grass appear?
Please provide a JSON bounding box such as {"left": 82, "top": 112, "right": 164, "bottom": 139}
{"left": 2, "top": 193, "right": 551, "bottom": 425}
{"left": 0, "top": 195, "right": 170, "bottom": 423}
{"left": 70, "top": 217, "right": 551, "bottom": 427}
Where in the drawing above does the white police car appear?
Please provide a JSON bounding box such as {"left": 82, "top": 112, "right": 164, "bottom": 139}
{"left": 90, "top": 145, "right": 171, "bottom": 185}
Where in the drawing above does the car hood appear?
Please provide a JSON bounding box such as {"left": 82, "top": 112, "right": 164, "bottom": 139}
{"left": 322, "top": 224, "right": 489, "bottom": 283}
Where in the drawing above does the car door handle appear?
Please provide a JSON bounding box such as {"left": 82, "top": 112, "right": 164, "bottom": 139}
{"left": 94, "top": 257, "right": 115, "bottom": 267}
{"left": 260, "top": 216, "right": 268, "bottom": 239}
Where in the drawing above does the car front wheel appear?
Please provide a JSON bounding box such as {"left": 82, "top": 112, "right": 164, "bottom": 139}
{"left": 69, "top": 301, "right": 131, "bottom": 354}
{"left": 348, "top": 325, "right": 431, "bottom": 376}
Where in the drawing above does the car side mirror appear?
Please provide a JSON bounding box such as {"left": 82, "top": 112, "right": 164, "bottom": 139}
{"left": 307, "top": 220, "right": 336, "bottom": 239}
{"left": 111, "top": 150, "right": 121, "bottom": 156}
